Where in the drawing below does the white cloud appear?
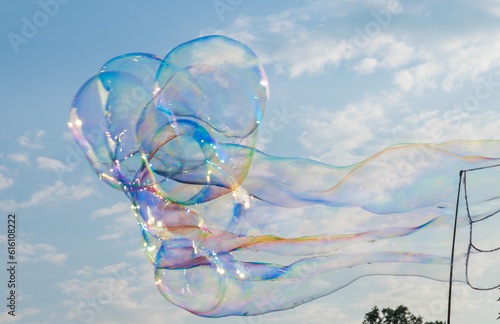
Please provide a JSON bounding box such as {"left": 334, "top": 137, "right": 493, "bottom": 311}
{"left": 125, "top": 248, "right": 145, "bottom": 259}
{"left": 353, "top": 276, "right": 498, "bottom": 324}
{"left": 389, "top": 33, "right": 500, "bottom": 94}
{"left": 23, "top": 181, "right": 94, "bottom": 208}
{"left": 0, "top": 199, "right": 16, "bottom": 211}
{"left": 394, "top": 60, "right": 442, "bottom": 93}
{"left": 0, "top": 312, "right": 21, "bottom": 323}
{"left": 99, "top": 262, "right": 132, "bottom": 275}
{"left": 394, "top": 69, "right": 414, "bottom": 92}
{"left": 351, "top": 35, "right": 416, "bottom": 74}
{"left": 97, "top": 232, "right": 122, "bottom": 241}
{"left": 202, "top": 3, "right": 419, "bottom": 79}
{"left": 394, "top": 109, "right": 500, "bottom": 144}
{"left": 90, "top": 201, "right": 130, "bottom": 220}
{"left": 18, "top": 129, "right": 45, "bottom": 149}
{"left": 7, "top": 153, "right": 29, "bottom": 164}
{"left": 24, "top": 308, "right": 41, "bottom": 316}
{"left": 75, "top": 265, "right": 94, "bottom": 278}
{"left": 474, "top": 0, "right": 500, "bottom": 17}
{"left": 18, "top": 242, "right": 67, "bottom": 265}
{"left": 62, "top": 130, "right": 74, "bottom": 142}
{"left": 375, "top": 37, "right": 414, "bottom": 69}
{"left": 354, "top": 57, "right": 379, "bottom": 74}
{"left": 0, "top": 180, "right": 95, "bottom": 211}
{"left": 265, "top": 301, "right": 348, "bottom": 324}
{"left": 203, "top": 0, "right": 500, "bottom": 103}
{"left": 89, "top": 201, "right": 137, "bottom": 248}
{"left": 0, "top": 173, "right": 14, "bottom": 190}
{"left": 288, "top": 37, "right": 347, "bottom": 77}
{"left": 202, "top": 9, "right": 350, "bottom": 78}
{"left": 297, "top": 91, "right": 397, "bottom": 164}
{"left": 440, "top": 34, "right": 500, "bottom": 92}
{"left": 26, "top": 312, "right": 59, "bottom": 324}
{"left": 60, "top": 262, "right": 190, "bottom": 324}
{"left": 36, "top": 156, "right": 72, "bottom": 173}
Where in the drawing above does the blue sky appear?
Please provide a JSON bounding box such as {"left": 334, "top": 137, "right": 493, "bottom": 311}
{"left": 1, "top": 0, "right": 500, "bottom": 323}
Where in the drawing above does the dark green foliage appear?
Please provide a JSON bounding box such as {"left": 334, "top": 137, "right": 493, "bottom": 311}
{"left": 362, "top": 305, "right": 444, "bottom": 324}
{"left": 363, "top": 306, "right": 382, "bottom": 324}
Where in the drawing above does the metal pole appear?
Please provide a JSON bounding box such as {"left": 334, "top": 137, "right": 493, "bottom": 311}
{"left": 447, "top": 170, "right": 463, "bottom": 324}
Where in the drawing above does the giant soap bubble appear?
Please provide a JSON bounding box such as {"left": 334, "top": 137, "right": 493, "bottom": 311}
{"left": 69, "top": 35, "right": 500, "bottom": 317}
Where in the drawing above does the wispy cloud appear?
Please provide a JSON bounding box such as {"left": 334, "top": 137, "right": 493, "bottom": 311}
{"left": 0, "top": 173, "right": 14, "bottom": 190}
{"left": 18, "top": 242, "right": 67, "bottom": 265}
{"left": 62, "top": 130, "right": 74, "bottom": 142}
{"left": 36, "top": 156, "right": 72, "bottom": 173}
{"left": 297, "top": 91, "right": 398, "bottom": 164}
{"left": 353, "top": 276, "right": 498, "bottom": 323}
{"left": 264, "top": 301, "right": 348, "bottom": 324}
{"left": 18, "top": 129, "right": 45, "bottom": 149}
{"left": 90, "top": 201, "right": 138, "bottom": 245}
{"left": 97, "top": 232, "right": 122, "bottom": 241}
{"left": 7, "top": 153, "right": 29, "bottom": 164}
{"left": 60, "top": 262, "right": 189, "bottom": 324}
{"left": 0, "top": 180, "right": 95, "bottom": 211}
{"left": 23, "top": 181, "right": 94, "bottom": 208}
{"left": 202, "top": 2, "right": 416, "bottom": 79}
{"left": 0, "top": 312, "right": 21, "bottom": 323}
{"left": 90, "top": 201, "right": 130, "bottom": 220}
{"left": 352, "top": 35, "right": 416, "bottom": 74}
{"left": 24, "top": 308, "right": 42, "bottom": 316}
{"left": 204, "top": 0, "right": 500, "bottom": 101}
{"left": 0, "top": 199, "right": 16, "bottom": 211}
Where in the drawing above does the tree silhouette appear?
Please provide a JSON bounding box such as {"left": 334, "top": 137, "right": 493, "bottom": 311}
{"left": 363, "top": 305, "right": 445, "bottom": 324}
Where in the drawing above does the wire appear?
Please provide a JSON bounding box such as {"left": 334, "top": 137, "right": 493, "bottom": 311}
{"left": 448, "top": 164, "right": 500, "bottom": 324}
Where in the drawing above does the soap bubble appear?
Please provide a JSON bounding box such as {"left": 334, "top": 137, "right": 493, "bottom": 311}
{"left": 69, "top": 35, "right": 500, "bottom": 317}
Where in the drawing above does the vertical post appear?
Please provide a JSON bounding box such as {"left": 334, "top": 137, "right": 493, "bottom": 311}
{"left": 447, "top": 170, "right": 463, "bottom": 324}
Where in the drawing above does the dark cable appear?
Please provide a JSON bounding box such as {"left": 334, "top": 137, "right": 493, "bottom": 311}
{"left": 447, "top": 170, "right": 463, "bottom": 324}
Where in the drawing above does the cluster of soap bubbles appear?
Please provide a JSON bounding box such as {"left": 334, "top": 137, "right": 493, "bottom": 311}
{"left": 70, "top": 36, "right": 500, "bottom": 317}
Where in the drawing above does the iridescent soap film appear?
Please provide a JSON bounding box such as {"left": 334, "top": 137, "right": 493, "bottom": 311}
{"left": 69, "top": 35, "right": 500, "bottom": 317}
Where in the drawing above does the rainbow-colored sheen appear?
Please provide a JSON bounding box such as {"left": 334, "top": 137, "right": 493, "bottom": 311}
{"left": 69, "top": 36, "right": 500, "bottom": 317}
